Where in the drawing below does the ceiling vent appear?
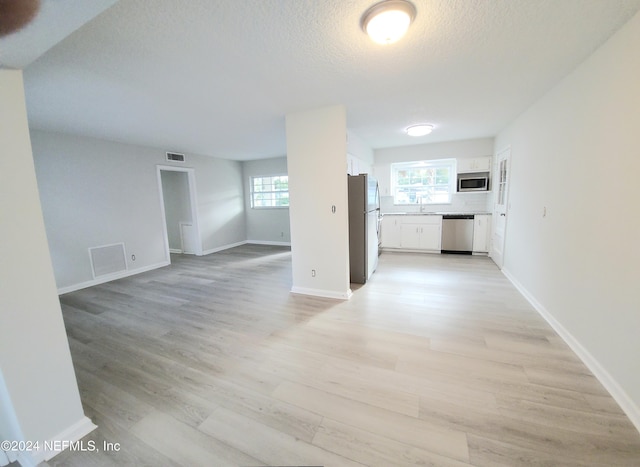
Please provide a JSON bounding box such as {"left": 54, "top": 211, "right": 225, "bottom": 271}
{"left": 166, "top": 152, "right": 185, "bottom": 162}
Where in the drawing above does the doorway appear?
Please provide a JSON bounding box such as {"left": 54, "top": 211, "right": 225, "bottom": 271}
{"left": 491, "top": 147, "right": 511, "bottom": 268}
{"left": 157, "top": 166, "right": 202, "bottom": 260}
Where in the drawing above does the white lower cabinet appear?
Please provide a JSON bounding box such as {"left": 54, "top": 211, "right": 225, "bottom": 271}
{"left": 472, "top": 214, "right": 491, "bottom": 253}
{"left": 382, "top": 215, "right": 442, "bottom": 252}
{"left": 399, "top": 224, "right": 421, "bottom": 249}
{"left": 400, "top": 223, "right": 442, "bottom": 251}
{"left": 383, "top": 214, "right": 490, "bottom": 254}
{"left": 381, "top": 216, "right": 402, "bottom": 248}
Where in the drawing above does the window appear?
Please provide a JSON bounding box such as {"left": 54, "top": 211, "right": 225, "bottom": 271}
{"left": 391, "top": 159, "right": 455, "bottom": 205}
{"left": 251, "top": 175, "right": 289, "bottom": 208}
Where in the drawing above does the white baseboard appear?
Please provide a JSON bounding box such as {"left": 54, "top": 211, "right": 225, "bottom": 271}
{"left": 502, "top": 267, "right": 640, "bottom": 434}
{"left": 169, "top": 248, "right": 182, "bottom": 254}
{"left": 58, "top": 241, "right": 288, "bottom": 294}
{"left": 247, "top": 240, "right": 291, "bottom": 247}
{"left": 17, "top": 416, "right": 97, "bottom": 466}
{"left": 380, "top": 248, "right": 441, "bottom": 254}
{"left": 57, "top": 261, "right": 170, "bottom": 295}
{"left": 201, "top": 241, "right": 248, "bottom": 256}
{"left": 291, "top": 286, "right": 352, "bottom": 300}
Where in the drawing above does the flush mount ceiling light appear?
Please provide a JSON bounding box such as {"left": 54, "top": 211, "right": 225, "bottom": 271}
{"left": 0, "top": 0, "right": 41, "bottom": 37}
{"left": 406, "top": 124, "right": 434, "bottom": 136}
{"left": 361, "top": 0, "right": 417, "bottom": 45}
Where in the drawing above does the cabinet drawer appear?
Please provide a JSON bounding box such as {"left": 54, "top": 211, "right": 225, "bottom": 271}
{"left": 400, "top": 215, "right": 442, "bottom": 225}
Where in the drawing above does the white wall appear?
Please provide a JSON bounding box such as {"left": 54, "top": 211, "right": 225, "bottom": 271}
{"left": 495, "top": 11, "right": 640, "bottom": 429}
{"left": 195, "top": 157, "right": 246, "bottom": 254}
{"left": 160, "top": 171, "right": 191, "bottom": 251}
{"left": 242, "top": 157, "right": 291, "bottom": 245}
{"left": 286, "top": 105, "right": 351, "bottom": 299}
{"left": 31, "top": 130, "right": 246, "bottom": 292}
{"left": 0, "top": 70, "right": 93, "bottom": 465}
{"left": 373, "top": 138, "right": 495, "bottom": 214}
{"left": 347, "top": 130, "right": 374, "bottom": 175}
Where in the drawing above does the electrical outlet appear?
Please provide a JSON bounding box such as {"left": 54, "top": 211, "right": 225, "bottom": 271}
{"left": 311, "top": 269, "right": 316, "bottom": 277}
{"left": 131, "top": 254, "right": 136, "bottom": 261}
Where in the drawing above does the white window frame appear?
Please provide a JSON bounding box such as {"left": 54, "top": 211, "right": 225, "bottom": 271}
{"left": 391, "top": 159, "right": 456, "bottom": 205}
{"left": 250, "top": 174, "right": 289, "bottom": 209}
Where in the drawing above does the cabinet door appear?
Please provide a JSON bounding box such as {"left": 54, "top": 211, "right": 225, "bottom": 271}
{"left": 457, "top": 158, "right": 475, "bottom": 173}
{"left": 472, "top": 214, "right": 491, "bottom": 252}
{"left": 420, "top": 224, "right": 442, "bottom": 251}
{"left": 400, "top": 224, "right": 421, "bottom": 249}
{"left": 457, "top": 156, "right": 492, "bottom": 174}
{"left": 475, "top": 157, "right": 492, "bottom": 172}
{"left": 381, "top": 216, "right": 401, "bottom": 248}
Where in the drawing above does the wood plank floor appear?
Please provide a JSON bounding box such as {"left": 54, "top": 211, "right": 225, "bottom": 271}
{"left": 43, "top": 245, "right": 640, "bottom": 466}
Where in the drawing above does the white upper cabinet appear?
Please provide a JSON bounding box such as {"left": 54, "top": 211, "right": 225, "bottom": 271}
{"left": 457, "top": 156, "right": 492, "bottom": 174}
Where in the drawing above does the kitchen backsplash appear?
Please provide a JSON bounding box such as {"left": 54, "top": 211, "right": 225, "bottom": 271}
{"left": 380, "top": 192, "right": 493, "bottom": 214}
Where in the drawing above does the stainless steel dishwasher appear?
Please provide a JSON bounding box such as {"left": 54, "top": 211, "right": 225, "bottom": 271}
{"left": 441, "top": 215, "right": 474, "bottom": 254}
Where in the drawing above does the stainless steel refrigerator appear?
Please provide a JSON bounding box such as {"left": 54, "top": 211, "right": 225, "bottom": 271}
{"left": 348, "top": 174, "right": 381, "bottom": 284}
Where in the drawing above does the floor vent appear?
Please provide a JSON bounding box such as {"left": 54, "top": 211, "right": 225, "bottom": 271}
{"left": 89, "top": 243, "right": 127, "bottom": 278}
{"left": 166, "top": 152, "right": 185, "bottom": 162}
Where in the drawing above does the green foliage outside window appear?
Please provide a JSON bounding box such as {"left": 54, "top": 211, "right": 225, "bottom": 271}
{"left": 392, "top": 160, "right": 455, "bottom": 205}
{"left": 251, "top": 175, "right": 289, "bottom": 208}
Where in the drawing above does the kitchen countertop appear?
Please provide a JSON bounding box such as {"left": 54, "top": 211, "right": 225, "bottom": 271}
{"left": 382, "top": 212, "right": 492, "bottom": 216}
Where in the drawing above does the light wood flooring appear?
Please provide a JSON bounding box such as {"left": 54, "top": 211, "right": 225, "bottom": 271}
{"left": 44, "top": 245, "right": 640, "bottom": 466}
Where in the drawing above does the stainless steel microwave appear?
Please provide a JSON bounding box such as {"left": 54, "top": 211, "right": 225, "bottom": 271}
{"left": 458, "top": 173, "right": 489, "bottom": 192}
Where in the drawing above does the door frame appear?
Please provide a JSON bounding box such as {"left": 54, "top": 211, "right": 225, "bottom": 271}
{"left": 490, "top": 146, "right": 511, "bottom": 269}
{"left": 156, "top": 165, "right": 202, "bottom": 260}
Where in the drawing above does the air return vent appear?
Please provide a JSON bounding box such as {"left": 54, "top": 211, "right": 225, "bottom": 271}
{"left": 166, "top": 152, "right": 185, "bottom": 162}
{"left": 89, "top": 243, "right": 127, "bottom": 278}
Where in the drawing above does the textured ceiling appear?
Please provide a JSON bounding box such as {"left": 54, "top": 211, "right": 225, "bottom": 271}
{"left": 13, "top": 0, "right": 640, "bottom": 160}
{"left": 0, "top": 0, "right": 118, "bottom": 69}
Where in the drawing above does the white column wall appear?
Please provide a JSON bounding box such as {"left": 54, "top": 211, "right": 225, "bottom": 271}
{"left": 0, "top": 70, "right": 94, "bottom": 465}
{"left": 286, "top": 105, "right": 351, "bottom": 299}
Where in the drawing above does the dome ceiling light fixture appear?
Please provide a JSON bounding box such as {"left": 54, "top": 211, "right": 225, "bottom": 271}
{"left": 361, "top": 0, "right": 417, "bottom": 45}
{"left": 0, "top": 0, "right": 41, "bottom": 38}
{"left": 406, "top": 124, "right": 434, "bottom": 137}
